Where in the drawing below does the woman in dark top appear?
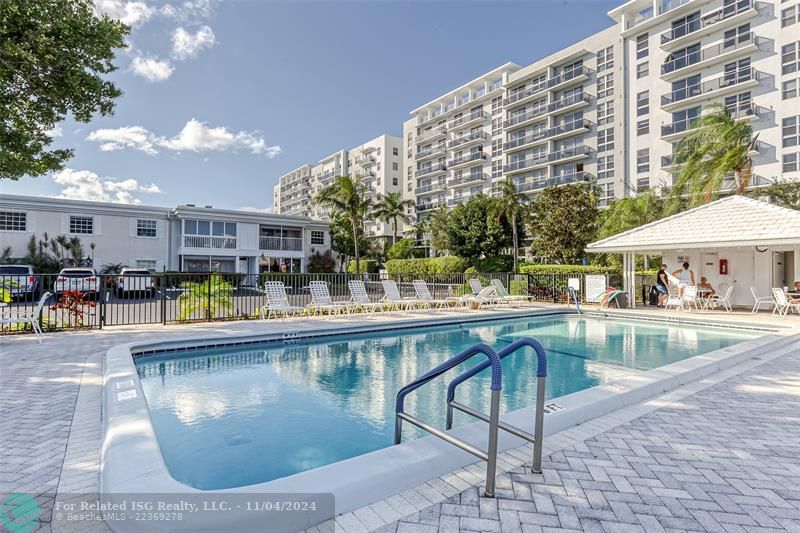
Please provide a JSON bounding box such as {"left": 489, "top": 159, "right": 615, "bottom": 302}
{"left": 656, "top": 264, "right": 669, "bottom": 307}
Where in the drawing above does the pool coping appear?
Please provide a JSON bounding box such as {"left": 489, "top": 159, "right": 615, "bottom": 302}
{"left": 99, "top": 308, "right": 794, "bottom": 532}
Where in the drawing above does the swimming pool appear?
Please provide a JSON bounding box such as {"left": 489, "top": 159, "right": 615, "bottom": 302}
{"left": 133, "top": 314, "right": 757, "bottom": 490}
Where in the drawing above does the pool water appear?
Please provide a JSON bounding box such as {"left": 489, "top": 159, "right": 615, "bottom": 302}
{"left": 135, "top": 315, "right": 756, "bottom": 489}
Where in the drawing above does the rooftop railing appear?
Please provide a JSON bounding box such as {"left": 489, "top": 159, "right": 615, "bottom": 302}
{"left": 660, "top": 0, "right": 755, "bottom": 45}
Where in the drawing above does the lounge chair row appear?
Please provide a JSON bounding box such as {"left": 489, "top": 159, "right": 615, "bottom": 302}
{"left": 260, "top": 278, "right": 531, "bottom": 318}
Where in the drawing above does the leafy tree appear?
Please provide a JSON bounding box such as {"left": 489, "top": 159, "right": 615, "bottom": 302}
{"left": 529, "top": 183, "right": 599, "bottom": 264}
{"left": 668, "top": 104, "right": 758, "bottom": 211}
{"left": 447, "top": 194, "right": 511, "bottom": 260}
{"left": 752, "top": 180, "right": 800, "bottom": 210}
{"left": 598, "top": 190, "right": 664, "bottom": 239}
{"left": 372, "top": 192, "right": 415, "bottom": 245}
{"left": 429, "top": 207, "right": 450, "bottom": 255}
{"left": 492, "top": 177, "right": 529, "bottom": 272}
{"left": 308, "top": 250, "right": 337, "bottom": 273}
{"left": 177, "top": 274, "right": 234, "bottom": 321}
{"left": 329, "top": 212, "right": 373, "bottom": 271}
{"left": 1, "top": 0, "right": 129, "bottom": 180}
{"left": 314, "top": 175, "right": 371, "bottom": 274}
{"left": 386, "top": 238, "right": 423, "bottom": 260}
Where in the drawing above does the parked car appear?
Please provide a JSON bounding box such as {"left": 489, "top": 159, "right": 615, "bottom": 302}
{"left": 53, "top": 268, "right": 99, "bottom": 299}
{"left": 115, "top": 268, "right": 155, "bottom": 297}
{"left": 0, "top": 264, "right": 40, "bottom": 300}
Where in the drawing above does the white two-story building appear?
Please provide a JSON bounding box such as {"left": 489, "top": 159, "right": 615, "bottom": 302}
{"left": 0, "top": 195, "right": 331, "bottom": 274}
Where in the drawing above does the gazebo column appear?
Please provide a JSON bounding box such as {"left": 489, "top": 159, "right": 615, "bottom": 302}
{"left": 622, "top": 252, "right": 636, "bottom": 309}
{"left": 794, "top": 245, "right": 800, "bottom": 283}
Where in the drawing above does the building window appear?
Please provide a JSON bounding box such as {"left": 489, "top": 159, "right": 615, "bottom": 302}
{"left": 637, "top": 177, "right": 650, "bottom": 191}
{"left": 784, "top": 153, "right": 798, "bottom": 173}
{"left": 136, "top": 259, "right": 157, "bottom": 272}
{"left": 636, "top": 33, "right": 649, "bottom": 59}
{"left": 782, "top": 42, "right": 799, "bottom": 75}
{"left": 597, "top": 128, "right": 614, "bottom": 152}
{"left": 69, "top": 215, "right": 93, "bottom": 235}
{"left": 492, "top": 116, "right": 502, "bottom": 136}
{"left": 597, "top": 73, "right": 614, "bottom": 99}
{"left": 597, "top": 101, "right": 614, "bottom": 126}
{"left": 136, "top": 219, "right": 157, "bottom": 238}
{"left": 597, "top": 155, "right": 614, "bottom": 181}
{"left": 597, "top": 46, "right": 613, "bottom": 72}
{"left": 492, "top": 159, "right": 502, "bottom": 179}
{"left": 636, "top": 62, "right": 649, "bottom": 79}
{"left": 310, "top": 231, "right": 325, "bottom": 245}
{"left": 492, "top": 138, "right": 503, "bottom": 156}
{"left": 0, "top": 211, "right": 26, "bottom": 232}
{"left": 784, "top": 79, "right": 799, "bottom": 100}
{"left": 783, "top": 116, "right": 799, "bottom": 147}
{"left": 491, "top": 96, "right": 502, "bottom": 114}
{"left": 392, "top": 162, "right": 399, "bottom": 171}
{"left": 637, "top": 120, "right": 649, "bottom": 136}
{"left": 636, "top": 91, "right": 649, "bottom": 116}
{"left": 636, "top": 148, "right": 650, "bottom": 174}
{"left": 392, "top": 176, "right": 398, "bottom": 186}
{"left": 782, "top": 5, "right": 797, "bottom": 27}
{"left": 392, "top": 147, "right": 399, "bottom": 156}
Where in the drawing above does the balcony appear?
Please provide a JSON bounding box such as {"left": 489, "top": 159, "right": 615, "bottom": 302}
{"left": 504, "top": 145, "right": 590, "bottom": 175}
{"left": 414, "top": 144, "right": 447, "bottom": 161}
{"left": 448, "top": 110, "right": 488, "bottom": 130}
{"left": 661, "top": 33, "right": 759, "bottom": 80}
{"left": 415, "top": 180, "right": 446, "bottom": 195}
{"left": 661, "top": 68, "right": 759, "bottom": 111}
{"left": 318, "top": 170, "right": 339, "bottom": 183}
{"left": 416, "top": 126, "right": 448, "bottom": 143}
{"left": 516, "top": 172, "right": 593, "bottom": 193}
{"left": 660, "top": 0, "right": 758, "bottom": 50}
{"left": 183, "top": 235, "right": 237, "bottom": 249}
{"left": 356, "top": 155, "right": 376, "bottom": 167}
{"left": 259, "top": 236, "right": 303, "bottom": 252}
{"left": 448, "top": 131, "right": 489, "bottom": 149}
{"left": 503, "top": 106, "right": 548, "bottom": 130}
{"left": 448, "top": 172, "right": 488, "bottom": 188}
{"left": 281, "top": 195, "right": 307, "bottom": 207}
{"left": 447, "top": 151, "right": 487, "bottom": 169}
{"left": 503, "top": 65, "right": 592, "bottom": 108}
{"left": 417, "top": 199, "right": 446, "bottom": 212}
{"left": 547, "top": 93, "right": 593, "bottom": 115}
{"left": 504, "top": 119, "right": 592, "bottom": 153}
{"left": 622, "top": 0, "right": 691, "bottom": 32}
{"left": 660, "top": 117, "right": 700, "bottom": 140}
{"left": 415, "top": 162, "right": 447, "bottom": 178}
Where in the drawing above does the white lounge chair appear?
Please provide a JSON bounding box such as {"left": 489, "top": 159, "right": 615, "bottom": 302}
{"left": 750, "top": 287, "right": 773, "bottom": 313}
{"left": 0, "top": 292, "right": 51, "bottom": 343}
{"left": 308, "top": 280, "right": 350, "bottom": 316}
{"left": 490, "top": 279, "right": 530, "bottom": 303}
{"left": 261, "top": 282, "right": 304, "bottom": 319}
{"left": 412, "top": 280, "right": 450, "bottom": 309}
{"left": 772, "top": 288, "right": 800, "bottom": 317}
{"left": 381, "top": 279, "right": 421, "bottom": 310}
{"left": 705, "top": 284, "right": 733, "bottom": 312}
{"left": 463, "top": 286, "right": 500, "bottom": 309}
{"left": 347, "top": 280, "right": 384, "bottom": 313}
{"left": 681, "top": 285, "right": 702, "bottom": 311}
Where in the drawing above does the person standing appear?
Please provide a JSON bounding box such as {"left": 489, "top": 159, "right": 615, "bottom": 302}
{"left": 655, "top": 263, "right": 669, "bottom": 307}
{"left": 672, "top": 262, "right": 695, "bottom": 296}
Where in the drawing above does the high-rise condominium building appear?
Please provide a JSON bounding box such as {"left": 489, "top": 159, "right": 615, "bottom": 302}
{"left": 273, "top": 134, "right": 403, "bottom": 240}
{"left": 403, "top": 0, "right": 798, "bottom": 216}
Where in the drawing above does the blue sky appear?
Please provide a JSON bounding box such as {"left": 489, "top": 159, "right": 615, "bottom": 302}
{"left": 3, "top": 0, "right": 619, "bottom": 210}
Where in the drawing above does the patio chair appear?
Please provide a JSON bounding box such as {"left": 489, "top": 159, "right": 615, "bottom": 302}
{"left": 750, "top": 287, "right": 773, "bottom": 313}
{"left": 412, "top": 280, "right": 450, "bottom": 309}
{"left": 0, "top": 292, "right": 51, "bottom": 343}
{"left": 490, "top": 279, "right": 530, "bottom": 303}
{"left": 381, "top": 279, "right": 422, "bottom": 310}
{"left": 771, "top": 288, "right": 800, "bottom": 317}
{"left": 463, "top": 286, "right": 500, "bottom": 310}
{"left": 681, "top": 285, "right": 702, "bottom": 311}
{"left": 261, "top": 282, "right": 304, "bottom": 319}
{"left": 347, "top": 280, "right": 384, "bottom": 313}
{"left": 307, "top": 281, "right": 350, "bottom": 316}
{"left": 444, "top": 278, "right": 483, "bottom": 307}
{"left": 705, "top": 284, "right": 733, "bottom": 312}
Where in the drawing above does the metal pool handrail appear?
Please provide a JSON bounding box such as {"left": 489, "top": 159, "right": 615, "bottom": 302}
{"left": 394, "top": 343, "right": 504, "bottom": 497}
{"left": 445, "top": 337, "right": 548, "bottom": 474}
{"left": 569, "top": 286, "right": 582, "bottom": 315}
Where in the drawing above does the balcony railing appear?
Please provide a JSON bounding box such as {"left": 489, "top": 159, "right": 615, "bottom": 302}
{"left": 660, "top": 0, "right": 755, "bottom": 45}
{"left": 515, "top": 172, "right": 593, "bottom": 193}
{"left": 503, "top": 106, "right": 548, "bottom": 128}
{"left": 356, "top": 156, "right": 376, "bottom": 166}
{"left": 183, "top": 235, "right": 237, "bottom": 249}
{"left": 416, "top": 126, "right": 448, "bottom": 143}
{"left": 415, "top": 162, "right": 447, "bottom": 178}
{"left": 448, "top": 110, "right": 488, "bottom": 129}
{"left": 448, "top": 172, "right": 487, "bottom": 187}
{"left": 415, "top": 181, "right": 446, "bottom": 195}
{"left": 661, "top": 117, "right": 700, "bottom": 137}
{"left": 414, "top": 144, "right": 447, "bottom": 160}
{"left": 661, "top": 67, "right": 757, "bottom": 106}
{"left": 503, "top": 65, "right": 591, "bottom": 106}
{"left": 417, "top": 200, "right": 446, "bottom": 211}
{"left": 448, "top": 131, "right": 489, "bottom": 149}
{"left": 548, "top": 93, "right": 592, "bottom": 113}
{"left": 504, "top": 145, "right": 590, "bottom": 173}
{"left": 447, "top": 152, "right": 487, "bottom": 167}
{"left": 503, "top": 119, "right": 591, "bottom": 151}
{"left": 661, "top": 33, "right": 757, "bottom": 75}
{"left": 259, "top": 236, "right": 303, "bottom": 252}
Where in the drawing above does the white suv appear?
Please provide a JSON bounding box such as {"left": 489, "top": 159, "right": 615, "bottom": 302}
{"left": 53, "top": 268, "right": 99, "bottom": 299}
{"left": 115, "top": 268, "right": 155, "bottom": 297}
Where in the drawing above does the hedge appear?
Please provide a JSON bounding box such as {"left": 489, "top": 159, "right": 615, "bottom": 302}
{"left": 518, "top": 264, "right": 619, "bottom": 275}
{"left": 347, "top": 259, "right": 380, "bottom": 274}
{"left": 385, "top": 256, "right": 469, "bottom": 275}
{"left": 474, "top": 255, "right": 514, "bottom": 273}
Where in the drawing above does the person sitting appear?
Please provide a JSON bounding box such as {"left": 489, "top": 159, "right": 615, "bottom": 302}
{"left": 698, "top": 277, "right": 715, "bottom": 297}
{"left": 791, "top": 281, "right": 800, "bottom": 304}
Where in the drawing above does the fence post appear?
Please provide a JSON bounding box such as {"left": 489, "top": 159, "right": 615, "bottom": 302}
{"left": 206, "top": 273, "right": 212, "bottom": 322}
{"left": 98, "top": 277, "right": 105, "bottom": 330}
{"left": 161, "top": 270, "right": 167, "bottom": 325}
{"left": 552, "top": 274, "right": 557, "bottom": 303}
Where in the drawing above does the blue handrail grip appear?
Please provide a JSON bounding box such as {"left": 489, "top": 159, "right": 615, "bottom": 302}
{"left": 395, "top": 343, "right": 502, "bottom": 413}
{"left": 446, "top": 337, "right": 547, "bottom": 403}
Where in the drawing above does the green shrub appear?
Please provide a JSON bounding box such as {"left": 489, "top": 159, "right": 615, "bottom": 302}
{"left": 385, "top": 256, "right": 468, "bottom": 275}
{"left": 519, "top": 264, "right": 619, "bottom": 275}
{"left": 347, "top": 259, "right": 379, "bottom": 274}
{"left": 428, "top": 256, "right": 469, "bottom": 274}
{"left": 386, "top": 238, "right": 423, "bottom": 260}
{"left": 474, "top": 255, "right": 514, "bottom": 273}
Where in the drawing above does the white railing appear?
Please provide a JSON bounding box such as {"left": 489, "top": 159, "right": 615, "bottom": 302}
{"left": 259, "top": 236, "right": 303, "bottom": 251}
{"left": 183, "top": 235, "right": 237, "bottom": 249}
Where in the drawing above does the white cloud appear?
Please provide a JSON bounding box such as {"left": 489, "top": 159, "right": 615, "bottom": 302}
{"left": 44, "top": 125, "right": 63, "bottom": 138}
{"left": 161, "top": 0, "right": 214, "bottom": 23}
{"left": 86, "top": 119, "right": 282, "bottom": 158}
{"left": 51, "top": 169, "right": 163, "bottom": 205}
{"left": 94, "top": 0, "right": 154, "bottom": 27}
{"left": 130, "top": 56, "right": 174, "bottom": 82}
{"left": 171, "top": 26, "right": 216, "bottom": 60}
{"left": 239, "top": 206, "right": 273, "bottom": 214}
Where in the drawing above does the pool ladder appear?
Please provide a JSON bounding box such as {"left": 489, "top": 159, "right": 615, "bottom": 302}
{"left": 394, "top": 337, "right": 547, "bottom": 498}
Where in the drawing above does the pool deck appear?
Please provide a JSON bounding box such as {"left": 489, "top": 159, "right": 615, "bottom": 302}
{"left": 0, "top": 304, "right": 798, "bottom": 532}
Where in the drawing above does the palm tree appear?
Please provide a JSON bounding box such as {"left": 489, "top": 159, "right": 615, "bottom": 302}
{"left": 372, "top": 192, "right": 415, "bottom": 245}
{"left": 492, "top": 176, "right": 528, "bottom": 272}
{"left": 314, "top": 175, "right": 371, "bottom": 274}
{"left": 669, "top": 104, "right": 758, "bottom": 211}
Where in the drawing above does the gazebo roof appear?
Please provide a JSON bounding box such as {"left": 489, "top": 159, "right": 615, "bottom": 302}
{"left": 586, "top": 196, "right": 800, "bottom": 253}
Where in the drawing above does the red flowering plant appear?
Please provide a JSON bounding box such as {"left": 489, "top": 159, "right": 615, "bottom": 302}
{"left": 50, "top": 290, "right": 96, "bottom": 327}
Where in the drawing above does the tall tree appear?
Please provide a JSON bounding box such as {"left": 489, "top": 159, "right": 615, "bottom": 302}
{"left": 752, "top": 180, "right": 800, "bottom": 211}
{"left": 598, "top": 190, "right": 664, "bottom": 239}
{"left": 668, "top": 104, "right": 758, "bottom": 211}
{"left": 1, "top": 0, "right": 129, "bottom": 180}
{"left": 529, "top": 183, "right": 598, "bottom": 264}
{"left": 447, "top": 195, "right": 512, "bottom": 260}
{"left": 492, "top": 177, "right": 529, "bottom": 272}
{"left": 372, "top": 192, "right": 415, "bottom": 245}
{"left": 314, "top": 175, "right": 371, "bottom": 274}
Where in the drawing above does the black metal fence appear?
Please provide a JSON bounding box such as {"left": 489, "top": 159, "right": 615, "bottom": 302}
{"left": 0, "top": 272, "right": 653, "bottom": 334}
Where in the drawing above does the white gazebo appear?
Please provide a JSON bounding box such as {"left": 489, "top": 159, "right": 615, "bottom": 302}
{"left": 586, "top": 196, "right": 800, "bottom": 308}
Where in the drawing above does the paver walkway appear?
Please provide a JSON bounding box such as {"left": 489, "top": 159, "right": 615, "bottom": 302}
{"left": 379, "top": 350, "right": 800, "bottom": 533}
